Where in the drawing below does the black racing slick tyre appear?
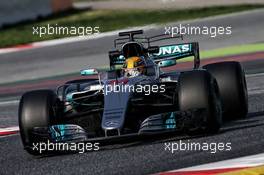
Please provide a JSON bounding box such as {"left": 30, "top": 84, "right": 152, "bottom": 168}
{"left": 178, "top": 70, "right": 222, "bottom": 134}
{"left": 203, "top": 61, "right": 248, "bottom": 120}
{"left": 18, "top": 90, "right": 59, "bottom": 154}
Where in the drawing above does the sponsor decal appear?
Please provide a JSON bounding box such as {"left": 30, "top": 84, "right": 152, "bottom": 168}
{"left": 155, "top": 44, "right": 191, "bottom": 56}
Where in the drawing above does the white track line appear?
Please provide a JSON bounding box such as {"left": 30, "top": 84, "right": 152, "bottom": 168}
{"left": 0, "top": 48, "right": 26, "bottom": 54}
{"left": 0, "top": 100, "right": 19, "bottom": 106}
{"left": 168, "top": 153, "right": 264, "bottom": 173}
{"left": 246, "top": 72, "right": 264, "bottom": 78}
{"left": 0, "top": 126, "right": 19, "bottom": 133}
{"left": 0, "top": 126, "right": 19, "bottom": 137}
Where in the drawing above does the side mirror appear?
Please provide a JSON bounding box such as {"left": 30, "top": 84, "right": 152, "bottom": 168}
{"left": 158, "top": 60, "right": 177, "bottom": 68}
{"left": 80, "top": 68, "right": 98, "bottom": 76}
{"left": 144, "top": 66, "right": 156, "bottom": 76}
{"left": 147, "top": 46, "right": 160, "bottom": 54}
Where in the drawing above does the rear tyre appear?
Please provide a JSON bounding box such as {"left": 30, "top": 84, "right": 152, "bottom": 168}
{"left": 203, "top": 61, "right": 248, "bottom": 120}
{"left": 18, "top": 90, "right": 59, "bottom": 154}
{"left": 178, "top": 70, "right": 222, "bottom": 134}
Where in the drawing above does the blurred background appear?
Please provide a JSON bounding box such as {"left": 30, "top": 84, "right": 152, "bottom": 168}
{"left": 1, "top": 0, "right": 264, "bottom": 48}
{"left": 1, "top": 0, "right": 264, "bottom": 27}
{"left": 0, "top": 0, "right": 72, "bottom": 28}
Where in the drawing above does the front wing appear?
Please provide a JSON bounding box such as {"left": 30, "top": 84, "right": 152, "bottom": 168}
{"left": 30, "top": 108, "right": 206, "bottom": 146}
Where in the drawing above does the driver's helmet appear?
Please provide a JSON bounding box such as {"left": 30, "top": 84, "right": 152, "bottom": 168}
{"left": 122, "top": 56, "right": 146, "bottom": 77}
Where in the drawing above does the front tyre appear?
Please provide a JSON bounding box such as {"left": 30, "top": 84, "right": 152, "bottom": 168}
{"left": 18, "top": 90, "right": 60, "bottom": 154}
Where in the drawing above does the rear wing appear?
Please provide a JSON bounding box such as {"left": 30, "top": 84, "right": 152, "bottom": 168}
{"left": 109, "top": 42, "right": 200, "bottom": 69}
{"left": 151, "top": 42, "right": 200, "bottom": 69}
{"left": 109, "top": 30, "right": 200, "bottom": 69}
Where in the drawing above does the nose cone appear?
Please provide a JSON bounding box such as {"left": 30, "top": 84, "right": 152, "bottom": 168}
{"left": 101, "top": 84, "right": 131, "bottom": 134}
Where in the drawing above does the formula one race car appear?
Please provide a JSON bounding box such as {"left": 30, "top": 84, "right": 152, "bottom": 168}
{"left": 18, "top": 30, "right": 248, "bottom": 154}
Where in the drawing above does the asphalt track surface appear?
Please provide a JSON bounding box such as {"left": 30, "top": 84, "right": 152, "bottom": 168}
{"left": 1, "top": 59, "right": 264, "bottom": 175}
{"left": 0, "top": 10, "right": 264, "bottom": 175}
{"left": 0, "top": 9, "right": 264, "bottom": 84}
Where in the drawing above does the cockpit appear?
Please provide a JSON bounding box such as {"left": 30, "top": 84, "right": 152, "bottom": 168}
{"left": 122, "top": 42, "right": 144, "bottom": 58}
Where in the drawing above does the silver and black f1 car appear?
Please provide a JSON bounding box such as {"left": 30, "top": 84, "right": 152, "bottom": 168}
{"left": 18, "top": 30, "right": 248, "bottom": 154}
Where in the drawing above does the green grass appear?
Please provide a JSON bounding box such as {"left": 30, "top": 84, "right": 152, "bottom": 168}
{"left": 174, "top": 42, "right": 264, "bottom": 62}
{"left": 1, "top": 4, "right": 264, "bottom": 48}
{"left": 201, "top": 43, "right": 264, "bottom": 59}
{"left": 177, "top": 43, "right": 264, "bottom": 63}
